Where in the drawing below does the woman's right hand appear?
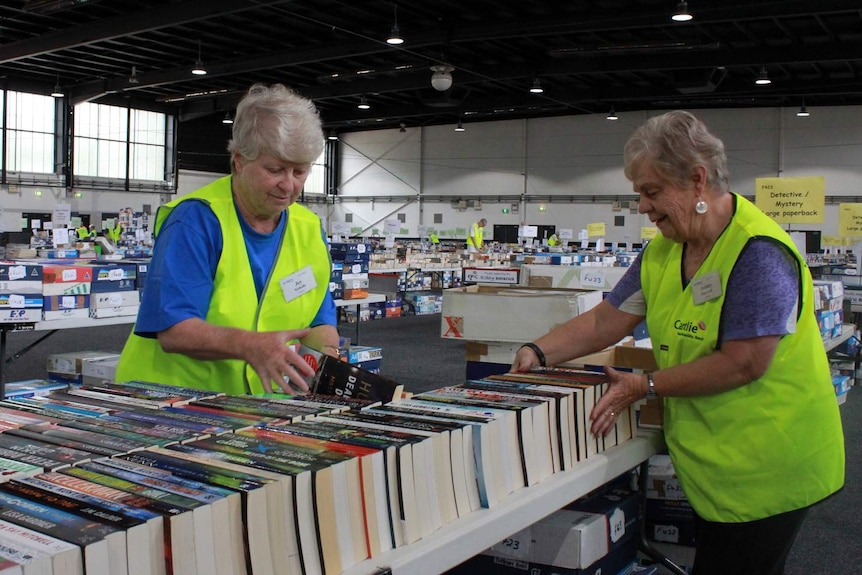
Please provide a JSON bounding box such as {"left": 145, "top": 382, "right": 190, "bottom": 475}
{"left": 511, "top": 345, "right": 541, "bottom": 373}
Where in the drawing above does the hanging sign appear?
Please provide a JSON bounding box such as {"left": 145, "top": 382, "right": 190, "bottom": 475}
{"left": 587, "top": 222, "right": 606, "bottom": 237}
{"left": 755, "top": 176, "right": 824, "bottom": 224}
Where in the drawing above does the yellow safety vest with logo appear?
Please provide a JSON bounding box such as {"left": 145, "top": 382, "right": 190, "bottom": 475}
{"left": 640, "top": 193, "right": 844, "bottom": 522}
{"left": 116, "top": 176, "right": 331, "bottom": 395}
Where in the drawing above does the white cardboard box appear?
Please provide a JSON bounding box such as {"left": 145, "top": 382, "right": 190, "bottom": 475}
{"left": 47, "top": 350, "right": 122, "bottom": 376}
{"left": 81, "top": 355, "right": 121, "bottom": 383}
{"left": 91, "top": 290, "right": 140, "bottom": 309}
{"left": 441, "top": 285, "right": 603, "bottom": 343}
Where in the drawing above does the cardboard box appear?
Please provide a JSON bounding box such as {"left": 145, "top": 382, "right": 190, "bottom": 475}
{"left": 467, "top": 536, "right": 638, "bottom": 575}
{"left": 41, "top": 264, "right": 93, "bottom": 283}
{"left": 91, "top": 290, "right": 141, "bottom": 309}
{"left": 47, "top": 350, "right": 122, "bottom": 376}
{"left": 89, "top": 305, "right": 139, "bottom": 318}
{"left": 0, "top": 294, "right": 43, "bottom": 309}
{"left": 43, "top": 308, "right": 90, "bottom": 321}
{"left": 646, "top": 498, "right": 697, "bottom": 546}
{"left": 42, "top": 281, "right": 91, "bottom": 296}
{"left": 344, "top": 345, "right": 383, "bottom": 363}
{"left": 89, "top": 278, "right": 136, "bottom": 293}
{"left": 646, "top": 454, "right": 685, "bottom": 500}
{"left": 0, "top": 263, "right": 43, "bottom": 281}
{"left": 0, "top": 309, "right": 42, "bottom": 322}
{"left": 0, "top": 280, "right": 43, "bottom": 294}
{"left": 441, "top": 285, "right": 603, "bottom": 342}
{"left": 522, "top": 264, "right": 629, "bottom": 291}
{"left": 562, "top": 344, "right": 657, "bottom": 371}
{"left": 81, "top": 355, "right": 121, "bottom": 383}
{"left": 43, "top": 295, "right": 89, "bottom": 311}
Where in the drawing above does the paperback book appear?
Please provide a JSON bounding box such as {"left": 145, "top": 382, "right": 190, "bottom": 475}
{"left": 301, "top": 347, "right": 404, "bottom": 403}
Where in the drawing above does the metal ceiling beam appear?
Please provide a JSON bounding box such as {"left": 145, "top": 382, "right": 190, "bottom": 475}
{"left": 0, "top": 0, "right": 293, "bottom": 63}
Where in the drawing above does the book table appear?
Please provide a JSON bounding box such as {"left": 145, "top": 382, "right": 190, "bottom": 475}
{"left": 343, "top": 430, "right": 665, "bottom": 575}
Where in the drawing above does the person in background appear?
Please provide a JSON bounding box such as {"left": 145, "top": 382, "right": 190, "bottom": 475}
{"left": 467, "top": 217, "right": 487, "bottom": 253}
{"left": 547, "top": 232, "right": 560, "bottom": 247}
{"left": 512, "top": 110, "right": 844, "bottom": 575}
{"left": 117, "top": 83, "right": 339, "bottom": 396}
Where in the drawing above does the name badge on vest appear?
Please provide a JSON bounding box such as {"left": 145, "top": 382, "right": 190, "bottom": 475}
{"left": 280, "top": 265, "right": 318, "bottom": 303}
{"left": 691, "top": 270, "right": 722, "bottom": 305}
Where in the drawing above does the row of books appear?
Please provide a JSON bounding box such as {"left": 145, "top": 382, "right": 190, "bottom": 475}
{"left": 0, "top": 363, "right": 635, "bottom": 575}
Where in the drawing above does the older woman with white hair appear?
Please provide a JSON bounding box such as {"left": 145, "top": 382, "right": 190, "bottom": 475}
{"left": 118, "top": 83, "right": 339, "bottom": 395}
{"left": 513, "top": 110, "right": 844, "bottom": 575}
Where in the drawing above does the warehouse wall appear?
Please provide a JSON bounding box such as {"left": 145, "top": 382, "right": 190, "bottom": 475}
{"left": 322, "top": 105, "right": 862, "bottom": 244}
{"left": 2, "top": 105, "right": 860, "bottom": 246}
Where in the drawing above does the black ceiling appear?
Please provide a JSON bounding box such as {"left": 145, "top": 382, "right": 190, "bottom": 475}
{"left": 2, "top": 0, "right": 862, "bottom": 171}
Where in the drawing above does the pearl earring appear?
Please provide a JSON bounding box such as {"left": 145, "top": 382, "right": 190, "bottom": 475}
{"left": 695, "top": 199, "right": 709, "bottom": 214}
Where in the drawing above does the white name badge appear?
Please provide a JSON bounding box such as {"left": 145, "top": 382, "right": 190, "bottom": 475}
{"left": 279, "top": 265, "right": 318, "bottom": 303}
{"left": 691, "top": 270, "right": 722, "bottom": 305}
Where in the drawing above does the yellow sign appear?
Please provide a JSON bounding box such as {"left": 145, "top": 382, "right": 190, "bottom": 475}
{"left": 755, "top": 176, "right": 824, "bottom": 224}
{"left": 642, "top": 227, "right": 657, "bottom": 240}
{"left": 822, "top": 234, "right": 853, "bottom": 247}
{"left": 838, "top": 203, "right": 862, "bottom": 237}
{"left": 587, "top": 222, "right": 606, "bottom": 237}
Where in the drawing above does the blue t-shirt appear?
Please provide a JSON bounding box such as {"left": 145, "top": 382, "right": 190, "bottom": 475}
{"left": 135, "top": 199, "right": 336, "bottom": 337}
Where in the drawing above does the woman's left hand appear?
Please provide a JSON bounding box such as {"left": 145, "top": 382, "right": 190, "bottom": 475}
{"left": 590, "top": 366, "right": 645, "bottom": 437}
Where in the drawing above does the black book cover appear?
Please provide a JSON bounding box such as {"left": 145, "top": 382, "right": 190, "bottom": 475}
{"left": 310, "top": 354, "right": 404, "bottom": 403}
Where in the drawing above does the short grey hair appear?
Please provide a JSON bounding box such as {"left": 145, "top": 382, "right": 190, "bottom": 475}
{"left": 623, "top": 110, "right": 729, "bottom": 193}
{"left": 228, "top": 83, "right": 324, "bottom": 170}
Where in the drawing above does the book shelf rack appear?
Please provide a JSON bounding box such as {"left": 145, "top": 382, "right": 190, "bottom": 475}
{"left": 342, "top": 430, "right": 664, "bottom": 575}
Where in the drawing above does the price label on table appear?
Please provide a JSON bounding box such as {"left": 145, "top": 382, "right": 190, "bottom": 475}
{"left": 108, "top": 268, "right": 124, "bottom": 281}
{"left": 580, "top": 269, "right": 606, "bottom": 288}
{"left": 62, "top": 269, "right": 77, "bottom": 282}
{"left": 609, "top": 507, "right": 626, "bottom": 543}
{"left": 8, "top": 295, "right": 24, "bottom": 309}
{"left": 653, "top": 524, "right": 680, "bottom": 543}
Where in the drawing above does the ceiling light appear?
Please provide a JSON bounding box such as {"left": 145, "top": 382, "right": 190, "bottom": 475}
{"left": 671, "top": 1, "right": 693, "bottom": 22}
{"left": 430, "top": 64, "right": 454, "bottom": 91}
{"left": 222, "top": 111, "right": 233, "bottom": 124}
{"left": 607, "top": 107, "right": 619, "bottom": 120}
{"left": 50, "top": 80, "right": 64, "bottom": 98}
{"left": 358, "top": 96, "right": 370, "bottom": 110}
{"left": 191, "top": 40, "right": 207, "bottom": 75}
{"left": 399, "top": 123, "right": 407, "bottom": 133}
{"left": 455, "top": 119, "right": 465, "bottom": 132}
{"left": 797, "top": 101, "right": 810, "bottom": 117}
{"left": 128, "top": 66, "right": 140, "bottom": 85}
{"left": 327, "top": 131, "right": 339, "bottom": 141}
{"left": 755, "top": 67, "right": 771, "bottom": 85}
{"left": 529, "top": 78, "right": 544, "bottom": 94}
{"left": 386, "top": 4, "right": 403, "bottom": 45}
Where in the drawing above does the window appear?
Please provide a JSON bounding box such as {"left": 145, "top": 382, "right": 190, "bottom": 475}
{"left": 74, "top": 102, "right": 167, "bottom": 181}
{"left": 6, "top": 91, "right": 55, "bottom": 174}
{"left": 303, "top": 151, "right": 326, "bottom": 195}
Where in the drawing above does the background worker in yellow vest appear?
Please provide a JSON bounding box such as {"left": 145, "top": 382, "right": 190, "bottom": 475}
{"left": 117, "top": 83, "right": 339, "bottom": 396}
{"left": 467, "top": 218, "right": 486, "bottom": 253}
{"left": 513, "top": 111, "right": 844, "bottom": 575}
{"left": 547, "top": 232, "right": 560, "bottom": 247}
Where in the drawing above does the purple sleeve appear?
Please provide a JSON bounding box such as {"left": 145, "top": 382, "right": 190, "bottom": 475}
{"left": 722, "top": 240, "right": 799, "bottom": 341}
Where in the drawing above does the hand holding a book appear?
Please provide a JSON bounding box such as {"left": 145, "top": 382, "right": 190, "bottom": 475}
{"left": 245, "top": 328, "right": 316, "bottom": 393}
{"left": 590, "top": 366, "right": 643, "bottom": 437}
